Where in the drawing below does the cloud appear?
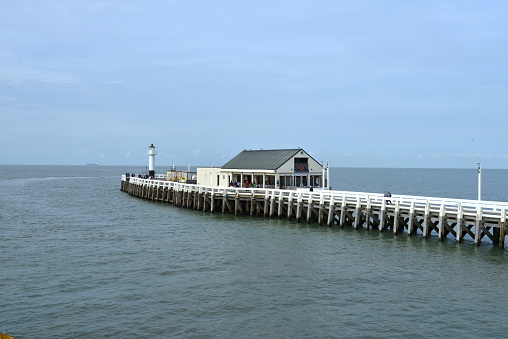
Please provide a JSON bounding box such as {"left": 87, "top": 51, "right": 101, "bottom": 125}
{"left": 0, "top": 66, "right": 77, "bottom": 84}
{"left": 125, "top": 150, "right": 131, "bottom": 158}
{"left": 432, "top": 153, "right": 501, "bottom": 159}
{"left": 104, "top": 80, "right": 126, "bottom": 85}
{"left": 193, "top": 149, "right": 202, "bottom": 156}
{"left": 213, "top": 150, "right": 230, "bottom": 158}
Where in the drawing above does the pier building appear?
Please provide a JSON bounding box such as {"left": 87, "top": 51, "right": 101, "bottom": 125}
{"left": 196, "top": 148, "right": 329, "bottom": 189}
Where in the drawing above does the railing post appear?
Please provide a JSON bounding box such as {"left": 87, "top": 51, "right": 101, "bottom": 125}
{"left": 316, "top": 193, "right": 323, "bottom": 225}
{"left": 423, "top": 201, "right": 430, "bottom": 238}
{"left": 408, "top": 201, "right": 415, "bottom": 236}
{"left": 287, "top": 192, "right": 294, "bottom": 220}
{"left": 210, "top": 189, "right": 215, "bottom": 213}
{"left": 307, "top": 193, "right": 313, "bottom": 224}
{"left": 354, "top": 196, "right": 362, "bottom": 230}
{"left": 438, "top": 203, "right": 445, "bottom": 241}
{"left": 380, "top": 196, "right": 386, "bottom": 231}
{"left": 296, "top": 192, "right": 303, "bottom": 223}
{"left": 474, "top": 207, "right": 483, "bottom": 246}
{"left": 327, "top": 194, "right": 335, "bottom": 226}
{"left": 456, "top": 203, "right": 464, "bottom": 243}
{"left": 339, "top": 195, "right": 346, "bottom": 227}
{"left": 499, "top": 209, "right": 507, "bottom": 249}
{"left": 392, "top": 200, "right": 400, "bottom": 235}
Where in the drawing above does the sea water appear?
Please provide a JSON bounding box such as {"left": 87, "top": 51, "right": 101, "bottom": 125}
{"left": 1, "top": 165, "right": 507, "bottom": 338}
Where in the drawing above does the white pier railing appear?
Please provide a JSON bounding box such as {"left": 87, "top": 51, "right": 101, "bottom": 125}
{"left": 121, "top": 176, "right": 508, "bottom": 248}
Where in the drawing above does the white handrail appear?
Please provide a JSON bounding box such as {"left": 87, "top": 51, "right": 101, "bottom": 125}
{"left": 123, "top": 177, "right": 508, "bottom": 219}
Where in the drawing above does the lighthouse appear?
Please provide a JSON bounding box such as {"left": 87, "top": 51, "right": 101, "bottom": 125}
{"left": 148, "top": 143, "right": 156, "bottom": 177}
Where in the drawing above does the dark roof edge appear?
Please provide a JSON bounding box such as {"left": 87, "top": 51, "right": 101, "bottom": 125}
{"left": 306, "top": 152, "right": 324, "bottom": 169}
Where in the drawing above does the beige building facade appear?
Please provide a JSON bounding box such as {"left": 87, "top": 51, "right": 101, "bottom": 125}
{"left": 197, "top": 149, "right": 328, "bottom": 189}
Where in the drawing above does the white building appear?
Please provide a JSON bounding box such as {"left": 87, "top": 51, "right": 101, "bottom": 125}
{"left": 197, "top": 148, "right": 328, "bottom": 189}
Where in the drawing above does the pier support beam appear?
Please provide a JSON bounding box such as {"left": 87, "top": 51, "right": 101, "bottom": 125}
{"left": 379, "top": 201, "right": 386, "bottom": 231}
{"left": 307, "top": 199, "right": 313, "bottom": 224}
{"left": 455, "top": 205, "right": 464, "bottom": 243}
{"left": 296, "top": 194, "right": 303, "bottom": 223}
{"left": 407, "top": 202, "right": 416, "bottom": 236}
{"left": 276, "top": 193, "right": 282, "bottom": 218}
{"left": 287, "top": 193, "right": 294, "bottom": 221}
{"left": 339, "top": 197, "right": 346, "bottom": 228}
{"left": 392, "top": 202, "right": 400, "bottom": 235}
{"left": 474, "top": 210, "right": 483, "bottom": 246}
{"left": 327, "top": 196, "right": 335, "bottom": 227}
{"left": 318, "top": 195, "right": 325, "bottom": 225}
{"left": 354, "top": 208, "right": 361, "bottom": 230}
{"left": 499, "top": 223, "right": 506, "bottom": 249}
{"left": 438, "top": 204, "right": 445, "bottom": 241}
{"left": 422, "top": 202, "right": 430, "bottom": 238}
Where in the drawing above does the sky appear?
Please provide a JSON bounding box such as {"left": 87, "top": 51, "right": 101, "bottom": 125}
{"left": 1, "top": 0, "right": 507, "bottom": 168}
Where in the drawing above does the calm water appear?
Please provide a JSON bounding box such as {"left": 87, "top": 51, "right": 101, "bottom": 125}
{"left": 1, "top": 165, "right": 507, "bottom": 338}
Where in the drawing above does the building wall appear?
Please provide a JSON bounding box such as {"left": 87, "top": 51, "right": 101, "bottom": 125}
{"left": 196, "top": 167, "right": 222, "bottom": 186}
{"left": 217, "top": 171, "right": 233, "bottom": 187}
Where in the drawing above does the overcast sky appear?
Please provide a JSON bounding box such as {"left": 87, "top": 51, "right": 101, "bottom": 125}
{"left": 1, "top": 0, "right": 507, "bottom": 168}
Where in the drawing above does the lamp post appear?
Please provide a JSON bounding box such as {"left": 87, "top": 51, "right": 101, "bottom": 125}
{"left": 476, "top": 162, "right": 481, "bottom": 201}
{"left": 321, "top": 161, "right": 325, "bottom": 189}
{"left": 325, "top": 161, "right": 330, "bottom": 190}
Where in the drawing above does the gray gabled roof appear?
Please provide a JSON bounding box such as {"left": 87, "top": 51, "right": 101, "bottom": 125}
{"left": 221, "top": 149, "right": 302, "bottom": 170}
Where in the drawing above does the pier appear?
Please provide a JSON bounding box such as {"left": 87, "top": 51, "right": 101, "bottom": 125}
{"left": 121, "top": 175, "right": 508, "bottom": 249}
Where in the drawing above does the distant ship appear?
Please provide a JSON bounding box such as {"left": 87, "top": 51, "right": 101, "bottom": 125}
{"left": 86, "top": 163, "right": 99, "bottom": 166}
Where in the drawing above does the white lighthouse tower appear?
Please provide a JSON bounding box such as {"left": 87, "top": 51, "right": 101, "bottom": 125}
{"left": 148, "top": 143, "right": 156, "bottom": 177}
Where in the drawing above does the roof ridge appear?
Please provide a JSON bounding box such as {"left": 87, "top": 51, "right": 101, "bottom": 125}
{"left": 242, "top": 148, "right": 301, "bottom": 151}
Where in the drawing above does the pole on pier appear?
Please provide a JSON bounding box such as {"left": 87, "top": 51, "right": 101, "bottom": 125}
{"left": 476, "top": 162, "right": 482, "bottom": 201}
{"left": 326, "top": 161, "right": 330, "bottom": 190}
{"left": 322, "top": 161, "right": 325, "bottom": 189}
{"left": 322, "top": 161, "right": 330, "bottom": 190}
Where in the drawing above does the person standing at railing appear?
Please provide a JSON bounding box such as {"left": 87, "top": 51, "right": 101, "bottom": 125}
{"left": 384, "top": 191, "right": 392, "bottom": 204}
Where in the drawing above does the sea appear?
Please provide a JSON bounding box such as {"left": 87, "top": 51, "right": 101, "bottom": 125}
{"left": 1, "top": 165, "right": 508, "bottom": 338}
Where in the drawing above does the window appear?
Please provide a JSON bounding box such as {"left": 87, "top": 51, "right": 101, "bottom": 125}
{"left": 294, "top": 158, "right": 308, "bottom": 172}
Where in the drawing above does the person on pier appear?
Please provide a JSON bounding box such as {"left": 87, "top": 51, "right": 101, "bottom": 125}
{"left": 384, "top": 191, "right": 392, "bottom": 204}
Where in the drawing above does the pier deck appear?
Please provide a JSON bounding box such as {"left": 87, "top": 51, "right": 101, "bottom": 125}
{"left": 121, "top": 176, "right": 508, "bottom": 249}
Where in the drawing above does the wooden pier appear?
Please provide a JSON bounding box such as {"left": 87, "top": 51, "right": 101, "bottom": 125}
{"left": 121, "top": 176, "right": 508, "bottom": 249}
